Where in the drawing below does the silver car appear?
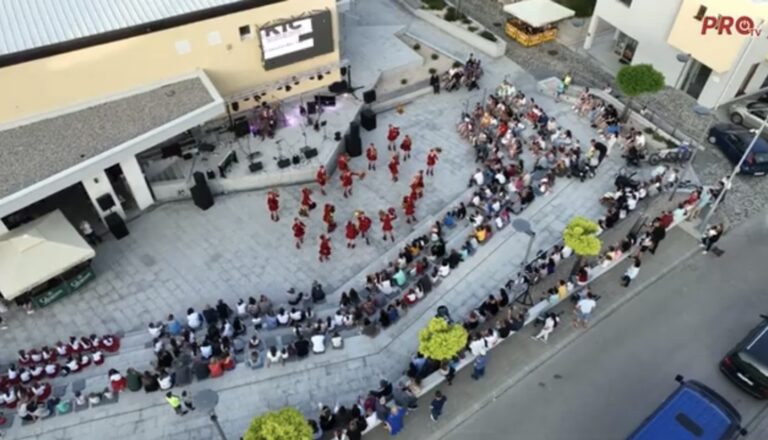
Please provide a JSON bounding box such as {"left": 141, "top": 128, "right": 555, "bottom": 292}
{"left": 729, "top": 101, "right": 768, "bottom": 130}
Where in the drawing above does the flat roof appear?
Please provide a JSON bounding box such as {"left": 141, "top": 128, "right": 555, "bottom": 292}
{"left": 0, "top": 76, "right": 217, "bottom": 201}
{"left": 503, "top": 0, "right": 575, "bottom": 28}
{"left": 0, "top": 0, "right": 279, "bottom": 56}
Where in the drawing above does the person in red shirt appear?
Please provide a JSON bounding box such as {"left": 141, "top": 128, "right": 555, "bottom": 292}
{"left": 323, "top": 203, "right": 337, "bottom": 233}
{"left": 366, "top": 143, "right": 378, "bottom": 171}
{"left": 400, "top": 135, "right": 412, "bottom": 161}
{"left": 266, "top": 190, "right": 280, "bottom": 222}
{"left": 315, "top": 165, "right": 328, "bottom": 195}
{"left": 426, "top": 148, "right": 440, "bottom": 176}
{"left": 337, "top": 153, "right": 349, "bottom": 173}
{"left": 409, "top": 170, "right": 425, "bottom": 200}
{"left": 340, "top": 170, "right": 363, "bottom": 198}
{"left": 388, "top": 154, "right": 399, "bottom": 182}
{"left": 292, "top": 218, "right": 306, "bottom": 249}
{"left": 657, "top": 210, "right": 673, "bottom": 229}
{"left": 379, "top": 209, "right": 395, "bottom": 242}
{"left": 318, "top": 234, "right": 332, "bottom": 262}
{"left": 402, "top": 195, "right": 417, "bottom": 224}
{"left": 387, "top": 124, "right": 400, "bottom": 151}
{"left": 298, "top": 187, "right": 314, "bottom": 217}
{"left": 356, "top": 211, "right": 372, "bottom": 245}
{"left": 345, "top": 220, "right": 359, "bottom": 248}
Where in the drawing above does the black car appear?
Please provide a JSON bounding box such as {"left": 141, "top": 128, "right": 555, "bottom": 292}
{"left": 708, "top": 123, "right": 768, "bottom": 176}
{"left": 720, "top": 314, "right": 768, "bottom": 399}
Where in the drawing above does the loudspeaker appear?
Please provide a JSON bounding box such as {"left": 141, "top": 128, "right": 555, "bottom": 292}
{"left": 363, "top": 90, "right": 376, "bottom": 104}
{"left": 191, "top": 185, "right": 214, "bottom": 211}
{"left": 349, "top": 121, "right": 360, "bottom": 139}
{"left": 193, "top": 171, "right": 207, "bottom": 187}
{"left": 234, "top": 120, "right": 250, "bottom": 138}
{"left": 104, "top": 213, "right": 129, "bottom": 240}
{"left": 316, "top": 95, "right": 336, "bottom": 107}
{"left": 301, "top": 146, "right": 318, "bottom": 159}
{"left": 277, "top": 157, "right": 291, "bottom": 169}
{"left": 96, "top": 194, "right": 115, "bottom": 212}
{"left": 307, "top": 102, "right": 317, "bottom": 115}
{"left": 334, "top": 131, "right": 342, "bottom": 142}
{"left": 206, "top": 170, "right": 216, "bottom": 180}
{"left": 231, "top": 102, "right": 239, "bottom": 112}
{"left": 249, "top": 162, "right": 264, "bottom": 172}
{"left": 345, "top": 133, "right": 362, "bottom": 157}
{"left": 292, "top": 154, "right": 301, "bottom": 165}
{"left": 328, "top": 81, "right": 348, "bottom": 94}
{"left": 198, "top": 143, "right": 216, "bottom": 153}
{"left": 161, "top": 143, "right": 182, "bottom": 158}
{"left": 361, "top": 109, "right": 377, "bottom": 131}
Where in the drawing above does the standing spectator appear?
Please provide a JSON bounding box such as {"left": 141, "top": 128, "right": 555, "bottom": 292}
{"left": 532, "top": 312, "right": 558, "bottom": 343}
{"left": 702, "top": 223, "right": 724, "bottom": 255}
{"left": 430, "top": 390, "right": 447, "bottom": 422}
{"left": 165, "top": 392, "right": 187, "bottom": 416}
{"left": 471, "top": 354, "right": 487, "bottom": 380}
{"left": 430, "top": 72, "right": 440, "bottom": 94}
{"left": 439, "top": 361, "right": 456, "bottom": 386}
{"left": 79, "top": 220, "right": 102, "bottom": 245}
{"left": 648, "top": 220, "right": 666, "bottom": 255}
{"left": 574, "top": 293, "right": 597, "bottom": 329}
{"left": 384, "top": 405, "right": 407, "bottom": 436}
{"left": 621, "top": 257, "right": 641, "bottom": 287}
{"left": 181, "top": 391, "right": 195, "bottom": 412}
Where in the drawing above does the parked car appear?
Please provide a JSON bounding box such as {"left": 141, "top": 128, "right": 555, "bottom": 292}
{"left": 627, "top": 375, "right": 746, "bottom": 440}
{"left": 720, "top": 314, "right": 768, "bottom": 399}
{"left": 708, "top": 123, "right": 768, "bottom": 176}
{"left": 729, "top": 100, "right": 768, "bottom": 130}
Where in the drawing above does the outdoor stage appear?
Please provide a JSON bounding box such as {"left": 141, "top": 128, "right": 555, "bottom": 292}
{"left": 143, "top": 92, "right": 364, "bottom": 201}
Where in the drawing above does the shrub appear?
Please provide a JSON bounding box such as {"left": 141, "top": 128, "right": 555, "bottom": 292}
{"left": 444, "top": 6, "right": 459, "bottom": 21}
{"left": 431, "top": 53, "right": 439, "bottom": 60}
{"left": 413, "top": 43, "right": 421, "bottom": 50}
{"left": 428, "top": 67, "right": 437, "bottom": 74}
{"left": 461, "top": 17, "right": 472, "bottom": 24}
{"left": 479, "top": 30, "right": 498, "bottom": 42}
{"left": 418, "top": 317, "right": 468, "bottom": 361}
{"left": 244, "top": 408, "right": 311, "bottom": 440}
{"left": 468, "top": 25, "right": 479, "bottom": 32}
{"left": 422, "top": 0, "right": 446, "bottom": 10}
{"left": 401, "top": 78, "right": 408, "bottom": 85}
{"left": 452, "top": 61, "right": 462, "bottom": 68}
{"left": 562, "top": 216, "right": 602, "bottom": 257}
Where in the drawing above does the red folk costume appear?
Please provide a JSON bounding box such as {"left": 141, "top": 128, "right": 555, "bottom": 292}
{"left": 323, "top": 204, "right": 337, "bottom": 233}
{"left": 366, "top": 144, "right": 378, "bottom": 171}
{"left": 388, "top": 156, "right": 399, "bottom": 182}
{"left": 426, "top": 149, "right": 439, "bottom": 176}
{"left": 337, "top": 154, "right": 349, "bottom": 173}
{"left": 318, "top": 235, "right": 332, "bottom": 262}
{"left": 409, "top": 172, "right": 425, "bottom": 200}
{"left": 267, "top": 191, "right": 280, "bottom": 221}
{"left": 299, "top": 188, "right": 314, "bottom": 217}
{"left": 292, "top": 219, "right": 306, "bottom": 249}
{"left": 345, "top": 221, "right": 359, "bottom": 248}
{"left": 380, "top": 211, "right": 395, "bottom": 242}
{"left": 402, "top": 195, "right": 416, "bottom": 224}
{"left": 400, "top": 135, "right": 412, "bottom": 161}
{"left": 357, "top": 212, "right": 372, "bottom": 245}
{"left": 387, "top": 125, "right": 400, "bottom": 151}
{"left": 315, "top": 166, "right": 328, "bottom": 195}
{"left": 340, "top": 170, "right": 354, "bottom": 198}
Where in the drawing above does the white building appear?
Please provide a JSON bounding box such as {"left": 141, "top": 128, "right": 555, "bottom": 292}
{"left": 584, "top": 0, "right": 768, "bottom": 108}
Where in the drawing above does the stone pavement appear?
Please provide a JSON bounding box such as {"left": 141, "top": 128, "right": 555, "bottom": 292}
{"left": 2, "top": 0, "right": 676, "bottom": 438}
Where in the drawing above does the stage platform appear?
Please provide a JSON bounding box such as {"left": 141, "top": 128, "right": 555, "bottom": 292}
{"left": 144, "top": 93, "right": 364, "bottom": 201}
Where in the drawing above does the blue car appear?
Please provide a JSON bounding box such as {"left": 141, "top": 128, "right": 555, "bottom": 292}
{"left": 708, "top": 123, "right": 768, "bottom": 176}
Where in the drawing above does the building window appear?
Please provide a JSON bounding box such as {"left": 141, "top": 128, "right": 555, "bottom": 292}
{"left": 239, "top": 25, "right": 252, "bottom": 41}
{"left": 618, "top": 0, "right": 632, "bottom": 7}
{"left": 694, "top": 5, "right": 707, "bottom": 21}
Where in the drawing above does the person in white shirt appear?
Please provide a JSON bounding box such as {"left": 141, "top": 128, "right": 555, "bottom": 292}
{"left": 532, "top": 312, "right": 559, "bottom": 343}
{"left": 200, "top": 341, "right": 213, "bottom": 359}
{"left": 19, "top": 368, "right": 31, "bottom": 384}
{"left": 186, "top": 309, "right": 203, "bottom": 331}
{"left": 468, "top": 333, "right": 487, "bottom": 356}
{"left": 158, "top": 371, "right": 174, "bottom": 390}
{"left": 221, "top": 321, "right": 234, "bottom": 338}
{"left": 471, "top": 169, "right": 485, "bottom": 186}
{"left": 289, "top": 308, "right": 304, "bottom": 324}
{"left": 438, "top": 260, "right": 451, "bottom": 278}
{"left": 333, "top": 311, "right": 345, "bottom": 328}
{"left": 331, "top": 332, "right": 343, "bottom": 349}
{"left": 483, "top": 329, "right": 499, "bottom": 348}
{"left": 236, "top": 299, "right": 247, "bottom": 317}
{"left": 627, "top": 194, "right": 637, "bottom": 211}
{"left": 574, "top": 293, "right": 598, "bottom": 328}
{"left": 148, "top": 322, "right": 163, "bottom": 339}
{"left": 266, "top": 346, "right": 283, "bottom": 367}
{"left": 276, "top": 308, "right": 290, "bottom": 326}
{"left": 621, "top": 257, "right": 641, "bottom": 287}
{"left": 311, "top": 333, "right": 326, "bottom": 354}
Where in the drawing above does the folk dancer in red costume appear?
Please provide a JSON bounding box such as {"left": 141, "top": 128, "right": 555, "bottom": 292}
{"left": 356, "top": 211, "right": 372, "bottom": 245}
{"left": 340, "top": 170, "right": 365, "bottom": 198}
{"left": 323, "top": 203, "right": 337, "bottom": 233}
{"left": 292, "top": 218, "right": 306, "bottom": 249}
{"left": 379, "top": 209, "right": 395, "bottom": 242}
{"left": 337, "top": 153, "right": 350, "bottom": 173}
{"left": 345, "top": 220, "right": 359, "bottom": 248}
{"left": 409, "top": 170, "right": 425, "bottom": 200}
{"left": 366, "top": 143, "right": 378, "bottom": 171}
{"left": 298, "top": 187, "right": 314, "bottom": 217}
{"left": 266, "top": 190, "right": 280, "bottom": 222}
{"left": 400, "top": 134, "right": 412, "bottom": 161}
{"left": 318, "top": 234, "right": 332, "bottom": 262}
{"left": 388, "top": 153, "right": 400, "bottom": 182}
{"left": 426, "top": 148, "right": 440, "bottom": 176}
{"left": 387, "top": 124, "right": 400, "bottom": 151}
{"left": 315, "top": 165, "right": 328, "bottom": 195}
{"left": 402, "top": 194, "right": 417, "bottom": 224}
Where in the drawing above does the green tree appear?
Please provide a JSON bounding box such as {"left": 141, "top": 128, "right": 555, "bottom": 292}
{"left": 562, "top": 216, "right": 602, "bottom": 274}
{"left": 615, "top": 64, "right": 665, "bottom": 121}
{"left": 244, "top": 408, "right": 311, "bottom": 440}
{"left": 418, "top": 317, "right": 468, "bottom": 361}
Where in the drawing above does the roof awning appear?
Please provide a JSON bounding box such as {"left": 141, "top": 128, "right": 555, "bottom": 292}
{"left": 503, "top": 0, "right": 576, "bottom": 27}
{"left": 0, "top": 210, "right": 95, "bottom": 300}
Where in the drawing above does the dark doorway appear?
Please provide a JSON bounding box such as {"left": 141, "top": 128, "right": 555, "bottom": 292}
{"left": 682, "top": 60, "right": 712, "bottom": 100}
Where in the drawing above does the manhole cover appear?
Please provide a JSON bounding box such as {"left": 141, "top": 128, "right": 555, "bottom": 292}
{"left": 547, "top": 50, "right": 559, "bottom": 56}
{"left": 139, "top": 253, "right": 157, "bottom": 268}
{"left": 493, "top": 22, "right": 501, "bottom": 27}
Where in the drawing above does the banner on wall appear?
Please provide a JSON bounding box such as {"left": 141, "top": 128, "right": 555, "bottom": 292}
{"left": 258, "top": 9, "right": 335, "bottom": 71}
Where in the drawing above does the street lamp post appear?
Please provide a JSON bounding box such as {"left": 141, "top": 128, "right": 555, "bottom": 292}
{"left": 668, "top": 104, "right": 713, "bottom": 201}
{"left": 699, "top": 113, "right": 768, "bottom": 232}
{"left": 194, "top": 389, "right": 228, "bottom": 440}
{"left": 674, "top": 53, "right": 691, "bottom": 90}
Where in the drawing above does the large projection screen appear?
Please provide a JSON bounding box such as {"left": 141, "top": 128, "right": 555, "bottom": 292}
{"left": 258, "top": 9, "right": 335, "bottom": 71}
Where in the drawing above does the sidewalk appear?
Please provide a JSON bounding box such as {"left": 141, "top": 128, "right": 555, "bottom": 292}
{"left": 364, "top": 228, "right": 699, "bottom": 440}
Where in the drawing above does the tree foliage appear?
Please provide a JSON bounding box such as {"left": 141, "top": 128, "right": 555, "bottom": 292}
{"left": 244, "top": 408, "right": 311, "bottom": 440}
{"left": 562, "top": 216, "right": 602, "bottom": 257}
{"left": 418, "top": 317, "right": 468, "bottom": 361}
{"left": 616, "top": 64, "right": 665, "bottom": 98}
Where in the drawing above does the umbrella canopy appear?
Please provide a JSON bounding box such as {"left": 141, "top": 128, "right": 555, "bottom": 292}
{"left": 0, "top": 210, "right": 95, "bottom": 300}
{"left": 503, "top": 0, "right": 576, "bottom": 28}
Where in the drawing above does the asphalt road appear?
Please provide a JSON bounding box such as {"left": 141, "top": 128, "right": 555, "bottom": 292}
{"left": 445, "top": 212, "right": 768, "bottom": 440}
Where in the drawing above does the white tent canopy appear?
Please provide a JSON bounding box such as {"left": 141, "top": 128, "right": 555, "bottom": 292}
{"left": 0, "top": 210, "right": 94, "bottom": 300}
{"left": 503, "top": 0, "right": 576, "bottom": 28}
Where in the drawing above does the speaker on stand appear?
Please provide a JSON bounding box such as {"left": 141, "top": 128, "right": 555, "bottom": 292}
{"left": 191, "top": 172, "right": 215, "bottom": 211}
{"left": 104, "top": 213, "right": 129, "bottom": 239}
{"left": 363, "top": 90, "right": 377, "bottom": 104}
{"left": 360, "top": 109, "right": 377, "bottom": 131}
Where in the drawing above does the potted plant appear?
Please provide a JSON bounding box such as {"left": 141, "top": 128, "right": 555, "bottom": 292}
{"left": 244, "top": 408, "right": 311, "bottom": 440}
{"left": 418, "top": 317, "right": 468, "bottom": 361}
